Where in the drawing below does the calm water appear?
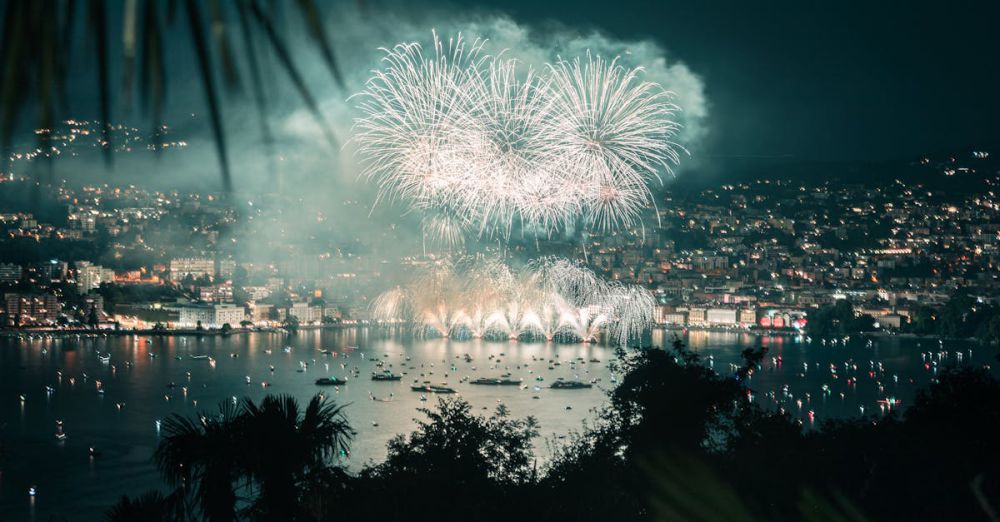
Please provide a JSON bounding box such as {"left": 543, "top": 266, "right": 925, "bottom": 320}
{"left": 0, "top": 328, "right": 991, "bottom": 521}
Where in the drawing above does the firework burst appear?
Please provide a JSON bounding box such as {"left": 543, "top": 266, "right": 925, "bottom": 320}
{"left": 352, "top": 32, "right": 683, "bottom": 242}
{"left": 372, "top": 256, "right": 654, "bottom": 346}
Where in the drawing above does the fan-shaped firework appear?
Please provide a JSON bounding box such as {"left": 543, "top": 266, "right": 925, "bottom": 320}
{"left": 372, "top": 256, "right": 655, "bottom": 346}
{"left": 352, "top": 32, "right": 683, "bottom": 243}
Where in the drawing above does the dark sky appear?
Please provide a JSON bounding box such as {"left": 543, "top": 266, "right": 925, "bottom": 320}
{"left": 453, "top": 0, "right": 1000, "bottom": 162}
{"left": 9, "top": 0, "right": 1000, "bottom": 188}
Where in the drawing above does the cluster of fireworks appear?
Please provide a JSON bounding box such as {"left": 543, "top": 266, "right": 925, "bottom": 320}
{"left": 372, "top": 257, "right": 654, "bottom": 346}
{"left": 354, "top": 32, "right": 675, "bottom": 345}
{"left": 352, "top": 32, "right": 683, "bottom": 244}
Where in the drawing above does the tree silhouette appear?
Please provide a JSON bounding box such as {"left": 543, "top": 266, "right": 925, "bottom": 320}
{"left": 351, "top": 398, "right": 538, "bottom": 520}
{"left": 239, "top": 395, "right": 353, "bottom": 520}
{"left": 153, "top": 394, "right": 353, "bottom": 521}
{"left": 107, "top": 342, "right": 1000, "bottom": 522}
{"left": 106, "top": 490, "right": 184, "bottom": 522}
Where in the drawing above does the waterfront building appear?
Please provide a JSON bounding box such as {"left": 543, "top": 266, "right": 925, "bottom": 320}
{"left": 177, "top": 304, "right": 244, "bottom": 328}
{"left": 4, "top": 293, "right": 62, "bottom": 326}
{"left": 249, "top": 303, "right": 274, "bottom": 323}
{"left": 663, "top": 312, "right": 688, "bottom": 326}
{"left": 706, "top": 308, "right": 738, "bottom": 326}
{"left": 288, "top": 302, "right": 311, "bottom": 323}
{"left": 739, "top": 308, "right": 758, "bottom": 327}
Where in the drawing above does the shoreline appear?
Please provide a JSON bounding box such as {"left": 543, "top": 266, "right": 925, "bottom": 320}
{"left": 0, "top": 323, "right": 354, "bottom": 338}
{"left": 659, "top": 325, "right": 980, "bottom": 343}
{"left": 3, "top": 324, "right": 981, "bottom": 344}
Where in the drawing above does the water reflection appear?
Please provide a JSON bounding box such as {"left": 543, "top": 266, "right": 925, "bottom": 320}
{"left": 0, "top": 328, "right": 991, "bottom": 521}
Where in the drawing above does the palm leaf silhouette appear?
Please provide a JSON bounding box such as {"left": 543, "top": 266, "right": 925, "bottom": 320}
{"left": 0, "top": 0, "right": 345, "bottom": 189}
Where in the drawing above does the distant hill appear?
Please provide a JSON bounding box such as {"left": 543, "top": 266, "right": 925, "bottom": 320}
{"left": 673, "top": 149, "right": 999, "bottom": 194}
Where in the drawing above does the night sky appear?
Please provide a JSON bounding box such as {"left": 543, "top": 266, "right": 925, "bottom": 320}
{"left": 9, "top": 0, "right": 1000, "bottom": 187}
{"left": 455, "top": 0, "right": 1000, "bottom": 161}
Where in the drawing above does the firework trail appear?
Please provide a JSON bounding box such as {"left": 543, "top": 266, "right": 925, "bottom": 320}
{"left": 352, "top": 32, "right": 683, "bottom": 244}
{"left": 372, "top": 256, "right": 655, "bottom": 346}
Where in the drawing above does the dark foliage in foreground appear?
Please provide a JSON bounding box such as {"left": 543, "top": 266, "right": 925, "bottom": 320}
{"left": 2, "top": 1, "right": 345, "bottom": 190}
{"left": 109, "top": 340, "right": 1000, "bottom": 522}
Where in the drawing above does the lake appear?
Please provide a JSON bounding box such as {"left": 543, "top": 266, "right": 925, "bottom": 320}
{"left": 0, "top": 328, "right": 990, "bottom": 521}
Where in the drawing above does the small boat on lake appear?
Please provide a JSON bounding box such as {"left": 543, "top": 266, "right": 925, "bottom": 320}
{"left": 550, "top": 380, "right": 593, "bottom": 390}
{"left": 469, "top": 377, "right": 521, "bottom": 386}
{"left": 371, "top": 372, "right": 402, "bottom": 381}
{"left": 315, "top": 377, "right": 347, "bottom": 386}
{"left": 411, "top": 384, "right": 456, "bottom": 394}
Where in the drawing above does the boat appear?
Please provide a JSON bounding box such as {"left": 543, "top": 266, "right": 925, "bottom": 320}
{"left": 550, "top": 380, "right": 593, "bottom": 389}
{"left": 315, "top": 377, "right": 347, "bottom": 386}
{"left": 190, "top": 355, "right": 208, "bottom": 360}
{"left": 469, "top": 377, "right": 521, "bottom": 386}
{"left": 410, "top": 384, "right": 456, "bottom": 394}
{"left": 371, "top": 372, "right": 402, "bottom": 381}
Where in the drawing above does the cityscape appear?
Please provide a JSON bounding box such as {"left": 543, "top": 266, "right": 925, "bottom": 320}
{"left": 2, "top": 150, "right": 998, "bottom": 339}
{"left": 1, "top": 1, "right": 999, "bottom": 522}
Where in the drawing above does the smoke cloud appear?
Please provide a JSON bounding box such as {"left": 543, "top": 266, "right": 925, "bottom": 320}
{"left": 260, "top": 5, "right": 708, "bottom": 262}
{"left": 9, "top": 3, "right": 708, "bottom": 283}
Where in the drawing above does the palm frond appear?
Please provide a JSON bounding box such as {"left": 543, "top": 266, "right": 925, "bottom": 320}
{"left": 234, "top": 0, "right": 273, "bottom": 149}
{"left": 207, "top": 0, "right": 242, "bottom": 92}
{"left": 87, "top": 0, "right": 112, "bottom": 166}
{"left": 248, "top": 0, "right": 339, "bottom": 150}
{"left": 184, "top": 0, "right": 231, "bottom": 190}
{"left": 1, "top": 0, "right": 346, "bottom": 188}
{"left": 295, "top": 0, "right": 344, "bottom": 88}
{"left": 0, "top": 0, "right": 29, "bottom": 172}
{"left": 139, "top": 0, "right": 166, "bottom": 152}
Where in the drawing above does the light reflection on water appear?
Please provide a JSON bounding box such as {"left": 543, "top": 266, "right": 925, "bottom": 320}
{"left": 0, "top": 328, "right": 991, "bottom": 520}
